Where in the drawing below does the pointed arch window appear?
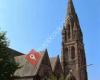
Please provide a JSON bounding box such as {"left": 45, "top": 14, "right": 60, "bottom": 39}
{"left": 65, "top": 31, "right": 67, "bottom": 42}
{"left": 64, "top": 47, "right": 68, "bottom": 62}
{"left": 71, "top": 46, "right": 75, "bottom": 59}
{"left": 67, "top": 24, "right": 70, "bottom": 39}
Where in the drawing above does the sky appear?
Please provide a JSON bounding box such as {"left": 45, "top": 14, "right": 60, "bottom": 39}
{"left": 0, "top": 0, "right": 100, "bottom": 80}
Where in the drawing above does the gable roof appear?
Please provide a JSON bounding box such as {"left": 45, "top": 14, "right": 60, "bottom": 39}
{"left": 50, "top": 55, "right": 63, "bottom": 72}
{"left": 14, "top": 50, "right": 46, "bottom": 77}
{"left": 50, "top": 56, "right": 58, "bottom": 71}
{"left": 7, "top": 48, "right": 24, "bottom": 57}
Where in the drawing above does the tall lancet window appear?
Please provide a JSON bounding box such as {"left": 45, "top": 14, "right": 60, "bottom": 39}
{"left": 65, "top": 31, "right": 67, "bottom": 42}
{"left": 67, "top": 24, "right": 70, "bottom": 39}
{"left": 71, "top": 46, "right": 75, "bottom": 59}
{"left": 65, "top": 47, "right": 68, "bottom": 62}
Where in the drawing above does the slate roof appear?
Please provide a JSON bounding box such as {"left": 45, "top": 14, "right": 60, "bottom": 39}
{"left": 50, "top": 57, "right": 58, "bottom": 71}
{"left": 14, "top": 49, "right": 62, "bottom": 77}
{"left": 14, "top": 51, "right": 45, "bottom": 77}
{"left": 7, "top": 48, "right": 23, "bottom": 57}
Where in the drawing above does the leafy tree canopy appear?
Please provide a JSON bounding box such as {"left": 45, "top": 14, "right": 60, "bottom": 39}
{"left": 0, "top": 30, "right": 19, "bottom": 80}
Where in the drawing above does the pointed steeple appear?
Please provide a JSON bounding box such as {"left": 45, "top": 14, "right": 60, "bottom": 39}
{"left": 67, "top": 0, "right": 76, "bottom": 16}
{"left": 61, "top": 1, "right": 88, "bottom": 80}
{"left": 62, "top": 0, "right": 83, "bottom": 42}
{"left": 65, "top": 0, "right": 77, "bottom": 27}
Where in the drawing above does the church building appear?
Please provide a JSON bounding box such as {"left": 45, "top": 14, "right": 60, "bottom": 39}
{"left": 61, "top": 0, "right": 88, "bottom": 80}
{"left": 8, "top": 0, "right": 88, "bottom": 80}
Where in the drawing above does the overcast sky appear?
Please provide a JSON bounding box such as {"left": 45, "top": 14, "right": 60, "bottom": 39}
{"left": 0, "top": 0, "right": 100, "bottom": 80}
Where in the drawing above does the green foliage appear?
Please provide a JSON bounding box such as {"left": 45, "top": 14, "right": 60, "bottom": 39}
{"left": 0, "top": 31, "right": 19, "bottom": 80}
{"left": 48, "top": 74, "right": 57, "bottom": 80}
{"left": 48, "top": 74, "right": 65, "bottom": 80}
{"left": 59, "top": 74, "right": 65, "bottom": 80}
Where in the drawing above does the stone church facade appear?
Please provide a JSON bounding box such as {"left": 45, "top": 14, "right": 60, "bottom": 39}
{"left": 61, "top": 0, "right": 88, "bottom": 80}
{"left": 8, "top": 0, "right": 88, "bottom": 80}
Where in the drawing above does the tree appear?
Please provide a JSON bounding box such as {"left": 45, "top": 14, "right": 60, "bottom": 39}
{"left": 47, "top": 74, "right": 65, "bottom": 80}
{"left": 0, "top": 31, "right": 19, "bottom": 80}
{"left": 48, "top": 74, "right": 57, "bottom": 80}
{"left": 59, "top": 74, "right": 65, "bottom": 80}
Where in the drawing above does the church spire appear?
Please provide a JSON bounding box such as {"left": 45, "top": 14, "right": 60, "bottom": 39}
{"left": 61, "top": 1, "right": 88, "bottom": 80}
{"left": 67, "top": 0, "right": 76, "bottom": 16}
{"left": 62, "top": 0, "right": 83, "bottom": 42}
